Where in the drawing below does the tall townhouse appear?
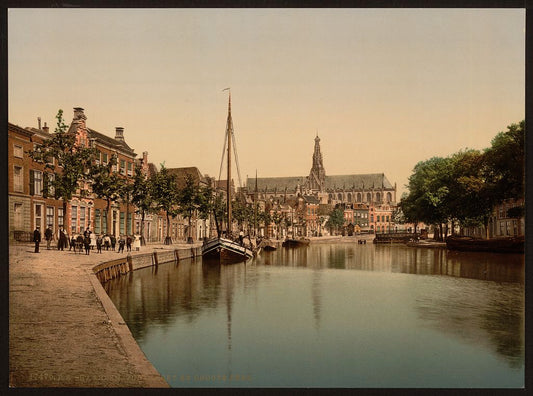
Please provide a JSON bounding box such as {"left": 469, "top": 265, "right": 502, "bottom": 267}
{"left": 66, "top": 107, "right": 137, "bottom": 237}
{"left": 9, "top": 107, "right": 139, "bottom": 240}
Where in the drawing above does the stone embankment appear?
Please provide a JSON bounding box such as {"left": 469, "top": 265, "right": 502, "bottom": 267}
{"left": 9, "top": 241, "right": 200, "bottom": 388}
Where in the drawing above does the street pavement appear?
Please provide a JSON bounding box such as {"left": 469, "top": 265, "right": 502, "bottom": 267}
{"left": 9, "top": 241, "right": 197, "bottom": 388}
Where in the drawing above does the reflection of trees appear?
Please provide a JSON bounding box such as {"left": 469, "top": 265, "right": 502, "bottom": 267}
{"left": 415, "top": 281, "right": 524, "bottom": 368}
{"left": 105, "top": 259, "right": 255, "bottom": 346}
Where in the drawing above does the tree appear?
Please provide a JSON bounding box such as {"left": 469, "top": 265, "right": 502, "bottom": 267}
{"left": 177, "top": 174, "right": 201, "bottom": 243}
{"left": 196, "top": 184, "right": 214, "bottom": 240}
{"left": 483, "top": 120, "right": 525, "bottom": 202}
{"left": 131, "top": 164, "right": 154, "bottom": 245}
{"left": 28, "top": 109, "right": 97, "bottom": 233}
{"left": 151, "top": 164, "right": 179, "bottom": 244}
{"left": 326, "top": 208, "right": 344, "bottom": 235}
{"left": 90, "top": 155, "right": 126, "bottom": 236}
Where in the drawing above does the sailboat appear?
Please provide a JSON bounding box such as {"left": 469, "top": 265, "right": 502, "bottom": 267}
{"left": 202, "top": 90, "right": 254, "bottom": 264}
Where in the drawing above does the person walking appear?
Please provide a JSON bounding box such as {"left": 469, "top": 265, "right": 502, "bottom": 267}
{"left": 45, "top": 226, "right": 53, "bottom": 250}
{"left": 110, "top": 235, "right": 116, "bottom": 251}
{"left": 133, "top": 234, "right": 141, "bottom": 251}
{"left": 58, "top": 227, "right": 68, "bottom": 251}
{"left": 33, "top": 226, "right": 41, "bottom": 253}
{"left": 96, "top": 235, "right": 103, "bottom": 253}
{"left": 83, "top": 235, "right": 91, "bottom": 255}
{"left": 118, "top": 235, "right": 125, "bottom": 253}
{"left": 103, "top": 234, "right": 110, "bottom": 251}
{"left": 126, "top": 235, "right": 132, "bottom": 252}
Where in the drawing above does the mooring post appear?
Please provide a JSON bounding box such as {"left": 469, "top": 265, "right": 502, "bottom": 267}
{"left": 174, "top": 249, "right": 180, "bottom": 263}
{"left": 127, "top": 254, "right": 133, "bottom": 272}
{"left": 152, "top": 251, "right": 159, "bottom": 266}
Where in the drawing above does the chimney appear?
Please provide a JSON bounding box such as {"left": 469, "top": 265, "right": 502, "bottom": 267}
{"left": 142, "top": 151, "right": 148, "bottom": 164}
{"left": 43, "top": 122, "right": 49, "bottom": 134}
{"left": 73, "top": 107, "right": 86, "bottom": 121}
{"left": 115, "top": 127, "right": 124, "bottom": 142}
{"left": 38, "top": 117, "right": 41, "bottom": 130}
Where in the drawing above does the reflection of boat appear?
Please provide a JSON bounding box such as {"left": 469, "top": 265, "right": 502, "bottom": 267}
{"left": 257, "top": 238, "right": 277, "bottom": 251}
{"left": 201, "top": 90, "right": 253, "bottom": 264}
{"left": 445, "top": 235, "right": 524, "bottom": 254}
{"left": 282, "top": 238, "right": 310, "bottom": 248}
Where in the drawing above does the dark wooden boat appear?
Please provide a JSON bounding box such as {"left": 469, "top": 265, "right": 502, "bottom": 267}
{"left": 202, "top": 90, "right": 253, "bottom": 264}
{"left": 282, "top": 238, "right": 310, "bottom": 248}
{"left": 445, "top": 235, "right": 524, "bottom": 254}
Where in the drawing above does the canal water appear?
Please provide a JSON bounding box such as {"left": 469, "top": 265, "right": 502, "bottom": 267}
{"left": 104, "top": 243, "right": 524, "bottom": 388}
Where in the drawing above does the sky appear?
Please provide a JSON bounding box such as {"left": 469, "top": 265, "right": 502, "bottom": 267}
{"left": 8, "top": 8, "right": 525, "bottom": 195}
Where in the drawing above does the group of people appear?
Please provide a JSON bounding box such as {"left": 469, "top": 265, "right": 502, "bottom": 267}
{"left": 32, "top": 226, "right": 141, "bottom": 255}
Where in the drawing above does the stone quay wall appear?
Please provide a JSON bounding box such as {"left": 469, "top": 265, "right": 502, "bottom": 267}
{"left": 9, "top": 241, "right": 201, "bottom": 388}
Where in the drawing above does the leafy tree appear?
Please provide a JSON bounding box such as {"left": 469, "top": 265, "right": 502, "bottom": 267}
{"left": 151, "top": 164, "right": 179, "bottom": 244}
{"left": 28, "top": 109, "right": 97, "bottom": 231}
{"left": 326, "top": 208, "right": 344, "bottom": 235}
{"left": 483, "top": 120, "right": 525, "bottom": 202}
{"left": 90, "top": 155, "right": 126, "bottom": 235}
{"left": 177, "top": 174, "right": 202, "bottom": 242}
{"left": 196, "top": 184, "right": 214, "bottom": 239}
{"left": 131, "top": 164, "right": 154, "bottom": 245}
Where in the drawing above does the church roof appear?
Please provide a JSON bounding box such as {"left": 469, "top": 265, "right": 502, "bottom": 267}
{"left": 324, "top": 173, "right": 393, "bottom": 190}
{"left": 246, "top": 173, "right": 394, "bottom": 192}
{"left": 246, "top": 176, "right": 307, "bottom": 192}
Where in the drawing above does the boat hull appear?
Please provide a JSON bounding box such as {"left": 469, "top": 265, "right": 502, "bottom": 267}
{"left": 202, "top": 237, "right": 253, "bottom": 264}
{"left": 282, "top": 238, "right": 310, "bottom": 248}
{"left": 446, "top": 235, "right": 524, "bottom": 254}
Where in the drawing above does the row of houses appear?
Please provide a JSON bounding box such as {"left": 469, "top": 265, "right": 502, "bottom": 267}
{"left": 8, "top": 107, "right": 213, "bottom": 244}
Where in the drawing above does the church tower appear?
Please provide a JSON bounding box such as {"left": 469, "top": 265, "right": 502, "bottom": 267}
{"left": 307, "top": 134, "right": 326, "bottom": 191}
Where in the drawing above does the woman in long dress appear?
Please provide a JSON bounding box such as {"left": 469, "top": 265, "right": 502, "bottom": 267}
{"left": 133, "top": 234, "right": 141, "bottom": 251}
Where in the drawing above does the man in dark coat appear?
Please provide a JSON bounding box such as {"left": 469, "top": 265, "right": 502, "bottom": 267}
{"left": 33, "top": 227, "right": 41, "bottom": 253}
{"left": 45, "top": 226, "right": 53, "bottom": 250}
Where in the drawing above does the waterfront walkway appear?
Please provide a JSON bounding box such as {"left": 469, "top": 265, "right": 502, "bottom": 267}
{"left": 9, "top": 241, "right": 198, "bottom": 388}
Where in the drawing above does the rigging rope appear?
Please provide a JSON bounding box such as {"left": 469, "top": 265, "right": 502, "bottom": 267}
{"left": 231, "top": 130, "right": 243, "bottom": 189}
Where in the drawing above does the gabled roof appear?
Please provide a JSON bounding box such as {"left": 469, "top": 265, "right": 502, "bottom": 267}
{"left": 167, "top": 167, "right": 206, "bottom": 188}
{"left": 9, "top": 122, "right": 34, "bottom": 138}
{"left": 88, "top": 128, "right": 135, "bottom": 156}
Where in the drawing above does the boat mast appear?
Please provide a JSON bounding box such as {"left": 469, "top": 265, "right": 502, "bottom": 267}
{"left": 225, "top": 89, "right": 232, "bottom": 236}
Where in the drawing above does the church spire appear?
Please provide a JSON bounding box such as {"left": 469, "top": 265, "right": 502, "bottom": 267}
{"left": 307, "top": 133, "right": 326, "bottom": 192}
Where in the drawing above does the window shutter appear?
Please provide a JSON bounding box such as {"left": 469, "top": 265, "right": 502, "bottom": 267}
{"left": 29, "top": 170, "right": 34, "bottom": 196}
{"left": 43, "top": 173, "right": 48, "bottom": 198}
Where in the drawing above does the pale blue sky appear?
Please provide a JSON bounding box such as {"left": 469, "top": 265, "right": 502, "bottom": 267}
{"left": 8, "top": 8, "right": 525, "bottom": 194}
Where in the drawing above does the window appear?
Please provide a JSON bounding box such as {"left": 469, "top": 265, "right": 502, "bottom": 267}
{"left": 34, "top": 204, "right": 43, "bottom": 230}
{"left": 71, "top": 206, "right": 77, "bottom": 234}
{"left": 387, "top": 192, "right": 392, "bottom": 202}
{"left": 80, "top": 207, "right": 86, "bottom": 232}
{"left": 13, "top": 166, "right": 23, "bottom": 192}
{"left": 120, "top": 159, "right": 126, "bottom": 175}
{"left": 120, "top": 212, "right": 125, "bottom": 235}
{"left": 14, "top": 203, "right": 23, "bottom": 229}
{"left": 46, "top": 173, "right": 55, "bottom": 197}
{"left": 58, "top": 208, "right": 64, "bottom": 228}
{"left": 127, "top": 162, "right": 132, "bottom": 176}
{"left": 46, "top": 207, "right": 54, "bottom": 229}
{"left": 367, "top": 193, "right": 372, "bottom": 202}
{"left": 102, "top": 153, "right": 108, "bottom": 165}
{"left": 95, "top": 209, "right": 101, "bottom": 234}
{"left": 127, "top": 213, "right": 132, "bottom": 235}
{"left": 13, "top": 145, "right": 23, "bottom": 158}
{"left": 30, "top": 170, "right": 43, "bottom": 196}
{"left": 102, "top": 210, "right": 108, "bottom": 234}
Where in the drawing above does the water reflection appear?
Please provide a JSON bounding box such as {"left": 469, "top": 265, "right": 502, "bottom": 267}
{"left": 105, "top": 244, "right": 524, "bottom": 387}
{"left": 255, "top": 244, "right": 524, "bottom": 283}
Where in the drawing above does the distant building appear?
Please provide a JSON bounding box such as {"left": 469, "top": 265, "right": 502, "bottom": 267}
{"left": 244, "top": 135, "right": 397, "bottom": 234}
